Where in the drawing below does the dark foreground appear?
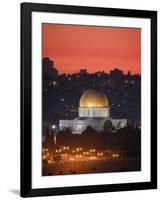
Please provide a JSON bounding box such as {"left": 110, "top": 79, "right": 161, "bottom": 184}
{"left": 43, "top": 157, "right": 141, "bottom": 176}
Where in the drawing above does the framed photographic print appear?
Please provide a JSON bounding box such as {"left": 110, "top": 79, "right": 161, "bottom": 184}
{"left": 21, "top": 2, "right": 157, "bottom": 197}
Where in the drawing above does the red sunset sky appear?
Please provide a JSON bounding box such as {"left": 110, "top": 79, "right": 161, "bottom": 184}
{"left": 42, "top": 24, "right": 141, "bottom": 75}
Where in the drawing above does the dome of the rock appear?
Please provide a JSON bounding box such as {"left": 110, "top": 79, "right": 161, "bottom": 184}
{"left": 79, "top": 89, "right": 109, "bottom": 108}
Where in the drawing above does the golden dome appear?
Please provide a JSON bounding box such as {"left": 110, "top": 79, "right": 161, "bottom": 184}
{"left": 79, "top": 89, "right": 109, "bottom": 108}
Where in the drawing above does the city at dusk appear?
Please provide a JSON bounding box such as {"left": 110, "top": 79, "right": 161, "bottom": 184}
{"left": 42, "top": 24, "right": 141, "bottom": 176}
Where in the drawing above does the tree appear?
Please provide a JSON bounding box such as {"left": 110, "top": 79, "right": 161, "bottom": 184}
{"left": 82, "top": 126, "right": 98, "bottom": 135}
{"left": 104, "top": 120, "right": 113, "bottom": 133}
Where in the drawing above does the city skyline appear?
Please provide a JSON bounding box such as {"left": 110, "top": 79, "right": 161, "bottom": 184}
{"left": 42, "top": 24, "right": 141, "bottom": 75}
{"left": 42, "top": 57, "right": 141, "bottom": 126}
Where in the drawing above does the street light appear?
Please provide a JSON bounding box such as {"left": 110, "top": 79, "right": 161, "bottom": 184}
{"left": 52, "top": 124, "right": 56, "bottom": 129}
{"left": 51, "top": 124, "right": 57, "bottom": 145}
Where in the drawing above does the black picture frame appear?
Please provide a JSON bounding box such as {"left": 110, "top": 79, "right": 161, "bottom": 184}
{"left": 21, "top": 2, "right": 157, "bottom": 197}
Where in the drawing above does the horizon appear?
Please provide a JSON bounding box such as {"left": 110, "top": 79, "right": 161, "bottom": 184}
{"left": 42, "top": 24, "right": 141, "bottom": 75}
{"left": 43, "top": 57, "right": 141, "bottom": 76}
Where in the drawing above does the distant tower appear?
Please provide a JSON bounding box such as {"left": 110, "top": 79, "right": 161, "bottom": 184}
{"left": 42, "top": 57, "right": 58, "bottom": 80}
{"left": 42, "top": 57, "right": 58, "bottom": 88}
{"left": 110, "top": 68, "right": 123, "bottom": 81}
{"left": 80, "top": 69, "right": 87, "bottom": 75}
{"left": 127, "top": 71, "right": 131, "bottom": 76}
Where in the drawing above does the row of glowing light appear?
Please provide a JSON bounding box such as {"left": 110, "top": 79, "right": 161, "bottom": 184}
{"left": 60, "top": 153, "right": 117, "bottom": 158}
{"left": 43, "top": 153, "right": 117, "bottom": 158}
{"left": 55, "top": 147, "right": 83, "bottom": 153}
{"left": 55, "top": 148, "right": 97, "bottom": 153}
{"left": 44, "top": 147, "right": 96, "bottom": 151}
{"left": 43, "top": 147, "right": 97, "bottom": 152}
{"left": 43, "top": 147, "right": 119, "bottom": 157}
{"left": 69, "top": 156, "right": 97, "bottom": 161}
{"left": 43, "top": 152, "right": 104, "bottom": 158}
{"left": 54, "top": 150, "right": 102, "bottom": 155}
{"left": 47, "top": 154, "right": 119, "bottom": 163}
{"left": 46, "top": 156, "right": 100, "bottom": 163}
{"left": 43, "top": 149, "right": 119, "bottom": 163}
{"left": 61, "top": 153, "right": 104, "bottom": 157}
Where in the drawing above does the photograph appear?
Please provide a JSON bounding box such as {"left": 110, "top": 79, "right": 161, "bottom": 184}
{"left": 20, "top": 3, "right": 157, "bottom": 197}
{"left": 42, "top": 23, "right": 141, "bottom": 176}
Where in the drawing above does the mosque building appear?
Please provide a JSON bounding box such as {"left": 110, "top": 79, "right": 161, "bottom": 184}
{"left": 59, "top": 89, "right": 127, "bottom": 134}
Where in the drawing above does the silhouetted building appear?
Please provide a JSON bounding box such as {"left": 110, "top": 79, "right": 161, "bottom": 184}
{"left": 43, "top": 57, "right": 58, "bottom": 88}
{"left": 110, "top": 68, "right": 123, "bottom": 81}
{"left": 80, "top": 69, "right": 87, "bottom": 75}
{"left": 43, "top": 57, "right": 58, "bottom": 80}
